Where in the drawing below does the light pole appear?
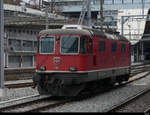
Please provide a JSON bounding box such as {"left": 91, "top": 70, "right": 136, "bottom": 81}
{"left": 87, "top": 0, "right": 91, "bottom": 26}
{"left": 100, "top": 0, "right": 104, "bottom": 30}
{"left": 45, "top": 6, "right": 49, "bottom": 29}
{"left": 0, "top": 0, "right": 4, "bottom": 97}
{"left": 142, "top": 0, "right": 145, "bottom": 16}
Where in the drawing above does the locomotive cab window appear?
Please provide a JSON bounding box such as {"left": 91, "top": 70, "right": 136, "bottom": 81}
{"left": 99, "top": 40, "right": 106, "bottom": 52}
{"left": 61, "top": 36, "right": 79, "bottom": 54}
{"left": 111, "top": 42, "right": 117, "bottom": 53}
{"left": 80, "top": 36, "right": 92, "bottom": 54}
{"left": 40, "top": 37, "right": 55, "bottom": 54}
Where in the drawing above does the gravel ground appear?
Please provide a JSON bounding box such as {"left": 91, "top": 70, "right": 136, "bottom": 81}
{"left": 40, "top": 74, "right": 150, "bottom": 112}
{"left": 0, "top": 87, "right": 39, "bottom": 102}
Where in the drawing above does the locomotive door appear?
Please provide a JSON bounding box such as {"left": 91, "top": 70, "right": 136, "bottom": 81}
{"left": 80, "top": 36, "right": 93, "bottom": 69}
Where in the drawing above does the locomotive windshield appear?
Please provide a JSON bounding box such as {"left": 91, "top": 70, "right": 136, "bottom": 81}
{"left": 61, "top": 36, "right": 79, "bottom": 54}
{"left": 40, "top": 37, "right": 55, "bottom": 53}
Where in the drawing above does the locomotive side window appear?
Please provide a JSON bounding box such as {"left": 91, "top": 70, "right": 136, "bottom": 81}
{"left": 80, "top": 36, "right": 92, "bottom": 54}
{"left": 99, "top": 40, "right": 106, "bottom": 52}
{"left": 88, "top": 38, "right": 93, "bottom": 53}
{"left": 40, "top": 37, "right": 55, "bottom": 54}
{"left": 111, "top": 42, "right": 117, "bottom": 53}
{"left": 61, "top": 36, "right": 79, "bottom": 54}
{"left": 121, "top": 44, "right": 126, "bottom": 53}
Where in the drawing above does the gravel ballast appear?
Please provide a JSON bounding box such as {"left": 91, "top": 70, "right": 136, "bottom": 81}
{"left": 0, "top": 87, "right": 39, "bottom": 102}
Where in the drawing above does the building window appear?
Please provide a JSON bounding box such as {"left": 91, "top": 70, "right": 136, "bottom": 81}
{"left": 104, "top": 0, "right": 113, "bottom": 4}
{"left": 9, "top": 29, "right": 12, "bottom": 32}
{"left": 8, "top": 39, "right": 21, "bottom": 48}
{"left": 27, "top": 30, "right": 29, "bottom": 34}
{"left": 23, "top": 29, "right": 25, "bottom": 33}
{"left": 19, "top": 29, "right": 21, "bottom": 33}
{"left": 34, "top": 41, "right": 37, "bottom": 47}
{"left": 31, "top": 30, "right": 33, "bottom": 35}
{"left": 8, "top": 39, "right": 12, "bottom": 45}
{"left": 23, "top": 40, "right": 33, "bottom": 51}
{"left": 8, "top": 56, "right": 21, "bottom": 68}
{"left": 34, "top": 31, "right": 37, "bottom": 35}
{"left": 114, "top": 0, "right": 123, "bottom": 4}
{"left": 22, "top": 56, "right": 33, "bottom": 67}
{"left": 23, "top": 40, "right": 32, "bottom": 47}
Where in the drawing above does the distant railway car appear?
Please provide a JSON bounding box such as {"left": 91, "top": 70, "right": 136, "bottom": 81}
{"left": 33, "top": 25, "right": 131, "bottom": 96}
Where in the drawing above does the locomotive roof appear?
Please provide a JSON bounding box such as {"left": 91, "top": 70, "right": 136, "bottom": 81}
{"left": 39, "top": 29, "right": 129, "bottom": 42}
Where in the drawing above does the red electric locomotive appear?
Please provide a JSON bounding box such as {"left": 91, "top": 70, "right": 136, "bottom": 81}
{"left": 33, "top": 25, "right": 131, "bottom": 96}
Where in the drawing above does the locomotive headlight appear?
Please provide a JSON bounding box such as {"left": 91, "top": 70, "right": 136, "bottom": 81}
{"left": 39, "top": 66, "right": 46, "bottom": 71}
{"left": 69, "top": 66, "right": 77, "bottom": 72}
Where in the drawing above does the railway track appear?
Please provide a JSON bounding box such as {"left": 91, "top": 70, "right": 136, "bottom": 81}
{"left": 130, "top": 63, "right": 150, "bottom": 76}
{"left": 1, "top": 71, "right": 150, "bottom": 112}
{"left": 0, "top": 94, "right": 51, "bottom": 112}
{"left": 0, "top": 94, "right": 72, "bottom": 112}
{"left": 101, "top": 64, "right": 150, "bottom": 112}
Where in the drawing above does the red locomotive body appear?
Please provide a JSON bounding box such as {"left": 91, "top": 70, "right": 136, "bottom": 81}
{"left": 33, "top": 25, "right": 131, "bottom": 96}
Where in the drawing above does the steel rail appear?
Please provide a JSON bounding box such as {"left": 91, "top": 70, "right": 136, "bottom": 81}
{"left": 144, "top": 106, "right": 150, "bottom": 113}
{"left": 0, "top": 94, "right": 51, "bottom": 111}
{"left": 1, "top": 96, "right": 72, "bottom": 112}
{"left": 4, "top": 82, "right": 34, "bottom": 88}
{"left": 25, "top": 99, "right": 72, "bottom": 112}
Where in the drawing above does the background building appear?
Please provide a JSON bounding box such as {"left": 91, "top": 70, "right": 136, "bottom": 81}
{"left": 3, "top": 2, "right": 67, "bottom": 68}
{"left": 46, "top": 0, "right": 150, "bottom": 62}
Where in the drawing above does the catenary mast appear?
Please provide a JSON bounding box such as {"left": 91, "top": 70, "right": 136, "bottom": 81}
{"left": 0, "top": 0, "right": 4, "bottom": 96}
